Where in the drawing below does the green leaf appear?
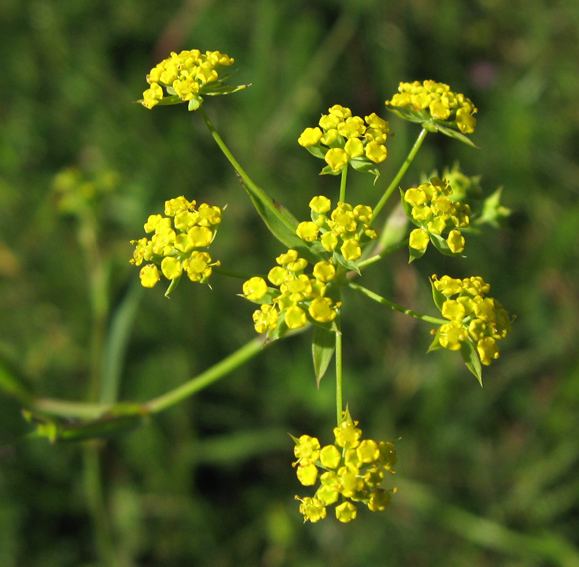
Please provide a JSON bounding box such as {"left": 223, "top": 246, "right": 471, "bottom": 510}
{"left": 320, "top": 165, "right": 341, "bottom": 176}
{"left": 312, "top": 326, "right": 336, "bottom": 388}
{"left": 430, "top": 278, "right": 447, "bottom": 311}
{"left": 476, "top": 187, "right": 511, "bottom": 228}
{"left": 460, "top": 340, "right": 483, "bottom": 386}
{"left": 427, "top": 330, "right": 442, "bottom": 352}
{"left": 434, "top": 124, "right": 478, "bottom": 148}
{"left": 429, "top": 233, "right": 465, "bottom": 258}
{"left": 244, "top": 191, "right": 317, "bottom": 262}
{"left": 155, "top": 95, "right": 182, "bottom": 106}
{"left": 408, "top": 243, "right": 426, "bottom": 263}
{"left": 333, "top": 252, "right": 361, "bottom": 274}
{"left": 203, "top": 82, "right": 252, "bottom": 96}
{"left": 305, "top": 145, "right": 326, "bottom": 159}
{"left": 238, "top": 287, "right": 278, "bottom": 305}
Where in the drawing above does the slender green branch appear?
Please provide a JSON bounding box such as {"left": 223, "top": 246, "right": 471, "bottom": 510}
{"left": 371, "top": 128, "right": 428, "bottom": 224}
{"left": 355, "top": 241, "right": 406, "bottom": 272}
{"left": 335, "top": 322, "right": 343, "bottom": 425}
{"left": 199, "top": 107, "right": 297, "bottom": 233}
{"left": 213, "top": 266, "right": 253, "bottom": 280}
{"left": 339, "top": 165, "right": 348, "bottom": 203}
{"left": 146, "top": 336, "right": 268, "bottom": 414}
{"left": 349, "top": 282, "right": 446, "bottom": 325}
{"left": 28, "top": 336, "right": 270, "bottom": 421}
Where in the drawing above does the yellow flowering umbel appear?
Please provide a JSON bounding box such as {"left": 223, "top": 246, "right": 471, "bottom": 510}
{"left": 403, "top": 177, "right": 471, "bottom": 260}
{"left": 385, "top": 80, "right": 477, "bottom": 143}
{"left": 293, "top": 410, "right": 397, "bottom": 523}
{"left": 430, "top": 275, "right": 511, "bottom": 376}
{"left": 297, "top": 195, "right": 377, "bottom": 266}
{"left": 140, "top": 49, "right": 249, "bottom": 111}
{"left": 130, "top": 196, "right": 222, "bottom": 290}
{"left": 298, "top": 105, "right": 389, "bottom": 179}
{"left": 241, "top": 249, "right": 341, "bottom": 338}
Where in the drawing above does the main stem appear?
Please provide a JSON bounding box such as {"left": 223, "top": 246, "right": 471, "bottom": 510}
{"left": 371, "top": 128, "right": 428, "bottom": 224}
{"left": 335, "top": 322, "right": 343, "bottom": 425}
{"left": 339, "top": 166, "right": 348, "bottom": 203}
{"left": 146, "top": 337, "right": 267, "bottom": 414}
{"left": 349, "top": 283, "right": 446, "bottom": 325}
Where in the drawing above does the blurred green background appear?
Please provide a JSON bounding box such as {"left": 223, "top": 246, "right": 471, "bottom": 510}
{"left": 1, "top": 0, "right": 579, "bottom": 565}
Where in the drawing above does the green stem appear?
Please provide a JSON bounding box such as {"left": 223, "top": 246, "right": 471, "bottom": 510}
{"left": 199, "top": 107, "right": 297, "bottom": 234}
{"left": 355, "top": 241, "right": 407, "bottom": 272}
{"left": 349, "top": 283, "right": 446, "bottom": 325}
{"left": 371, "top": 128, "right": 428, "bottom": 224}
{"left": 335, "top": 321, "right": 343, "bottom": 425}
{"left": 339, "top": 165, "right": 348, "bottom": 203}
{"left": 213, "top": 266, "right": 253, "bottom": 280}
{"left": 146, "top": 337, "right": 267, "bottom": 414}
{"left": 83, "top": 445, "right": 115, "bottom": 565}
{"left": 28, "top": 336, "right": 272, "bottom": 421}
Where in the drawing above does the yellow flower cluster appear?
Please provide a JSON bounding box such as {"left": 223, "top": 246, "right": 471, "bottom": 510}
{"left": 386, "top": 80, "right": 477, "bottom": 134}
{"left": 298, "top": 105, "right": 389, "bottom": 174}
{"left": 293, "top": 411, "right": 397, "bottom": 523}
{"left": 242, "top": 249, "right": 340, "bottom": 335}
{"left": 130, "top": 196, "right": 222, "bottom": 289}
{"left": 431, "top": 275, "right": 511, "bottom": 365}
{"left": 405, "top": 177, "right": 471, "bottom": 256}
{"left": 141, "top": 49, "right": 235, "bottom": 111}
{"left": 297, "top": 195, "right": 377, "bottom": 263}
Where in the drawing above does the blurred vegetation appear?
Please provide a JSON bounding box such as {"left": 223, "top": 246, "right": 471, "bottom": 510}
{"left": 1, "top": 0, "right": 579, "bottom": 565}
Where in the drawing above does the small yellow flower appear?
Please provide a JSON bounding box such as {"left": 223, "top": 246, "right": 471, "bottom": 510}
{"left": 242, "top": 277, "right": 268, "bottom": 302}
{"left": 297, "top": 464, "right": 318, "bottom": 486}
{"left": 309, "top": 195, "right": 332, "bottom": 214}
{"left": 298, "top": 127, "right": 323, "bottom": 147}
{"left": 335, "top": 501, "right": 358, "bottom": 523}
{"left": 161, "top": 257, "right": 183, "bottom": 280}
{"left": 296, "top": 221, "right": 320, "bottom": 242}
{"left": 409, "top": 228, "right": 430, "bottom": 252}
{"left": 325, "top": 148, "right": 349, "bottom": 172}
{"left": 285, "top": 305, "right": 307, "bottom": 330}
{"left": 447, "top": 229, "right": 465, "bottom": 253}
{"left": 365, "top": 141, "right": 388, "bottom": 163}
{"left": 139, "top": 264, "right": 160, "bottom": 288}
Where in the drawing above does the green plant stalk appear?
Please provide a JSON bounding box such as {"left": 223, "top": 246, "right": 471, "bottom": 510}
{"left": 146, "top": 336, "right": 268, "bottom": 414}
{"left": 77, "top": 210, "right": 116, "bottom": 564}
{"left": 335, "top": 321, "right": 343, "bottom": 425}
{"left": 199, "top": 107, "right": 297, "bottom": 234}
{"left": 371, "top": 128, "right": 428, "bottom": 224}
{"left": 349, "top": 282, "right": 446, "bottom": 325}
{"left": 339, "top": 165, "right": 348, "bottom": 203}
{"left": 355, "top": 241, "right": 407, "bottom": 271}
{"left": 83, "top": 445, "right": 115, "bottom": 565}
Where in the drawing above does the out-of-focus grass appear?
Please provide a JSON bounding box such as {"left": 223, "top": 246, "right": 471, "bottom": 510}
{"left": 1, "top": 0, "right": 578, "bottom": 565}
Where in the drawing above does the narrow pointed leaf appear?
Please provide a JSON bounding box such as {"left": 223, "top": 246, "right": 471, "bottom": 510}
{"left": 460, "top": 340, "right": 483, "bottom": 386}
{"left": 312, "top": 325, "right": 336, "bottom": 388}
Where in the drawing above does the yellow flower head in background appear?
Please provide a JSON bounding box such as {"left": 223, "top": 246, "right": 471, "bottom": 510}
{"left": 298, "top": 105, "right": 390, "bottom": 179}
{"left": 293, "top": 410, "right": 397, "bottom": 523}
{"left": 431, "top": 274, "right": 511, "bottom": 368}
{"left": 140, "top": 49, "right": 249, "bottom": 111}
{"left": 386, "top": 80, "right": 477, "bottom": 141}
{"left": 130, "top": 196, "right": 222, "bottom": 290}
